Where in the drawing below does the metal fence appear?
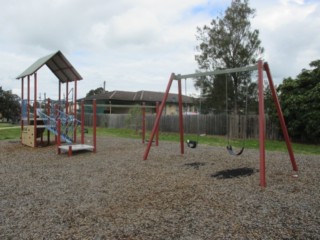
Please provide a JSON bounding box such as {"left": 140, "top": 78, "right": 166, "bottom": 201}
{"left": 82, "top": 113, "right": 281, "bottom": 140}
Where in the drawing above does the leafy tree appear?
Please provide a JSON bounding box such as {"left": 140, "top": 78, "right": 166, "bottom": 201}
{"left": 278, "top": 60, "right": 320, "bottom": 143}
{"left": 0, "top": 87, "right": 21, "bottom": 123}
{"left": 195, "top": 0, "right": 263, "bottom": 113}
{"left": 86, "top": 87, "right": 105, "bottom": 97}
{"left": 125, "top": 105, "right": 142, "bottom": 131}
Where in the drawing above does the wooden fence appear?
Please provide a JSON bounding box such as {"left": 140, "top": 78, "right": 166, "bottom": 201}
{"left": 83, "top": 113, "right": 281, "bottom": 140}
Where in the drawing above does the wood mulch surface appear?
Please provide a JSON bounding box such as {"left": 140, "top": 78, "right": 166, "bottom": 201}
{"left": 0, "top": 137, "right": 319, "bottom": 239}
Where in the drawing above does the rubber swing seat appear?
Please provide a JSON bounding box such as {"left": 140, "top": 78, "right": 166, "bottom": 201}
{"left": 226, "top": 145, "right": 244, "bottom": 156}
{"left": 187, "top": 140, "right": 198, "bottom": 148}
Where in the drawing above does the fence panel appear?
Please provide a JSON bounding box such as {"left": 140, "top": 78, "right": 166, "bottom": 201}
{"left": 83, "top": 113, "right": 280, "bottom": 140}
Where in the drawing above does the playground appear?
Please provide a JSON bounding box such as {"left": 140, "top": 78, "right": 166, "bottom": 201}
{"left": 1, "top": 136, "right": 319, "bottom": 239}
{"left": 5, "top": 52, "right": 318, "bottom": 238}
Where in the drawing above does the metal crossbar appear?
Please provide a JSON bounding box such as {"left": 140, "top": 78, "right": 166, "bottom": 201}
{"left": 174, "top": 64, "right": 258, "bottom": 80}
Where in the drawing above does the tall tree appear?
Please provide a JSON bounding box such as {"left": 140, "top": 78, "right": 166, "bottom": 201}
{"left": 0, "top": 87, "right": 21, "bottom": 123}
{"left": 86, "top": 87, "right": 105, "bottom": 97}
{"left": 195, "top": 0, "right": 263, "bottom": 113}
{"left": 278, "top": 60, "right": 320, "bottom": 143}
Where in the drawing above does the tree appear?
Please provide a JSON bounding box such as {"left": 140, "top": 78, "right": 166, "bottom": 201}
{"left": 125, "top": 105, "right": 142, "bottom": 131}
{"left": 0, "top": 87, "right": 21, "bottom": 123}
{"left": 278, "top": 60, "right": 320, "bottom": 143}
{"left": 195, "top": 0, "right": 263, "bottom": 113}
{"left": 86, "top": 87, "right": 105, "bottom": 97}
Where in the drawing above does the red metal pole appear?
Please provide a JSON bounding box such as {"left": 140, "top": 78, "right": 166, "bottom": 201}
{"left": 68, "top": 145, "right": 72, "bottom": 157}
{"left": 27, "top": 75, "right": 30, "bottom": 124}
{"left": 34, "top": 72, "right": 37, "bottom": 147}
{"left": 47, "top": 98, "right": 51, "bottom": 145}
{"left": 66, "top": 80, "right": 69, "bottom": 115}
{"left": 81, "top": 100, "right": 84, "bottom": 144}
{"left": 59, "top": 81, "right": 61, "bottom": 102}
{"left": 74, "top": 79, "right": 77, "bottom": 142}
{"left": 258, "top": 60, "right": 266, "bottom": 187}
{"left": 143, "top": 73, "right": 175, "bottom": 160}
{"left": 142, "top": 102, "right": 146, "bottom": 144}
{"left": 55, "top": 104, "right": 58, "bottom": 144}
{"left": 156, "top": 102, "right": 159, "bottom": 146}
{"left": 57, "top": 119, "right": 61, "bottom": 154}
{"left": 264, "top": 62, "right": 298, "bottom": 172}
{"left": 20, "top": 77, "right": 24, "bottom": 141}
{"left": 178, "top": 79, "right": 184, "bottom": 154}
{"left": 93, "top": 99, "right": 97, "bottom": 152}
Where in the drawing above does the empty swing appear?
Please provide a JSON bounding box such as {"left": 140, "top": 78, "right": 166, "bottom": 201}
{"left": 225, "top": 74, "right": 248, "bottom": 156}
{"left": 186, "top": 113, "right": 200, "bottom": 148}
{"left": 185, "top": 79, "right": 201, "bottom": 149}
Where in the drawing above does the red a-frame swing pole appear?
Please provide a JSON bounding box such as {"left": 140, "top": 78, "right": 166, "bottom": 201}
{"left": 263, "top": 62, "right": 298, "bottom": 172}
{"left": 258, "top": 60, "right": 266, "bottom": 187}
{"left": 155, "top": 102, "right": 159, "bottom": 146}
{"left": 143, "top": 73, "right": 176, "bottom": 160}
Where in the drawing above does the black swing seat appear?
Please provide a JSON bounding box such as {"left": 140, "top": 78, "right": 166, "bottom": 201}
{"left": 226, "top": 145, "right": 244, "bottom": 156}
{"left": 187, "top": 140, "right": 197, "bottom": 149}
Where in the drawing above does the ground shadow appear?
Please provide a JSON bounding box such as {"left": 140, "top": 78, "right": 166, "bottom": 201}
{"left": 211, "top": 167, "right": 258, "bottom": 179}
{"left": 184, "top": 162, "right": 206, "bottom": 170}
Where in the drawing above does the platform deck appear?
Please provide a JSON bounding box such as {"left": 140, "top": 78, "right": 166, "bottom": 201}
{"left": 59, "top": 144, "right": 94, "bottom": 151}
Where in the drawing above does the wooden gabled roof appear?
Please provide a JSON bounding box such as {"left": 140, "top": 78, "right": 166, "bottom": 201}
{"left": 16, "top": 50, "right": 82, "bottom": 83}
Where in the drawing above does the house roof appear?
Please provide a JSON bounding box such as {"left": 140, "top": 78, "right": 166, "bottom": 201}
{"left": 83, "top": 90, "right": 194, "bottom": 104}
{"left": 16, "top": 50, "right": 82, "bottom": 83}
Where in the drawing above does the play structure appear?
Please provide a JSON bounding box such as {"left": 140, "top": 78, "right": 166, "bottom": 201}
{"left": 143, "top": 60, "right": 298, "bottom": 187}
{"left": 16, "top": 51, "right": 96, "bottom": 156}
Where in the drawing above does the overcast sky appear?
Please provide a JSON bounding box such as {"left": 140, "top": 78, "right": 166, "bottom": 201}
{"left": 1, "top": 0, "right": 319, "bottom": 100}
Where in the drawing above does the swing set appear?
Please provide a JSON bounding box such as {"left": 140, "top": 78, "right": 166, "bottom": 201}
{"left": 185, "top": 73, "right": 249, "bottom": 155}
{"left": 143, "top": 60, "right": 298, "bottom": 187}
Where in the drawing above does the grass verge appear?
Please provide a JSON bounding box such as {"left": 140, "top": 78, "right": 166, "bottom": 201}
{"left": 1, "top": 126, "right": 319, "bottom": 155}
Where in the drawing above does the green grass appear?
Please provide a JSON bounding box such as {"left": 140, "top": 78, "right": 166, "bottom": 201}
{"left": 1, "top": 126, "right": 319, "bottom": 155}
{"left": 0, "top": 127, "right": 21, "bottom": 140}
{"left": 91, "top": 127, "right": 320, "bottom": 155}
{"left": 0, "top": 123, "right": 17, "bottom": 128}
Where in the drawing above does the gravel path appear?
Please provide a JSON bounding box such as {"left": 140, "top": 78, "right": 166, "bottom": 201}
{"left": 0, "top": 137, "right": 319, "bottom": 239}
